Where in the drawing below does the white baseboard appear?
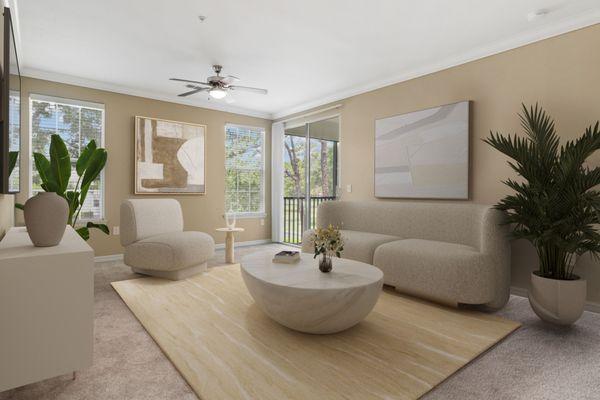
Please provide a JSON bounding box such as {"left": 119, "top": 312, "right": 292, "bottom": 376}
{"left": 510, "top": 286, "right": 600, "bottom": 314}
{"left": 96, "top": 250, "right": 600, "bottom": 313}
{"left": 94, "top": 254, "right": 124, "bottom": 263}
{"left": 94, "top": 239, "right": 274, "bottom": 262}
{"left": 509, "top": 286, "right": 529, "bottom": 298}
{"left": 214, "top": 239, "right": 272, "bottom": 250}
{"left": 586, "top": 302, "right": 600, "bottom": 314}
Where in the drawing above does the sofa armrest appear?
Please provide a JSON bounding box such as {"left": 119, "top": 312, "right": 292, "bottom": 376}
{"left": 480, "top": 208, "right": 510, "bottom": 255}
{"left": 480, "top": 208, "right": 511, "bottom": 308}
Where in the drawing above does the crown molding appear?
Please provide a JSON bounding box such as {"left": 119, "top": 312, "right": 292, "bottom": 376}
{"left": 272, "top": 13, "right": 600, "bottom": 119}
{"left": 12, "top": 5, "right": 600, "bottom": 121}
{"left": 19, "top": 67, "right": 273, "bottom": 119}
{"left": 7, "top": 0, "right": 273, "bottom": 120}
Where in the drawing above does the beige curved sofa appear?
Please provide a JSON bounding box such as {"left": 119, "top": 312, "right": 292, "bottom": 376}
{"left": 301, "top": 201, "right": 510, "bottom": 309}
{"left": 120, "top": 199, "right": 215, "bottom": 280}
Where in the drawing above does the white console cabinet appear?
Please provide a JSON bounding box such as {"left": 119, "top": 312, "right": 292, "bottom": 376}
{"left": 0, "top": 226, "right": 94, "bottom": 391}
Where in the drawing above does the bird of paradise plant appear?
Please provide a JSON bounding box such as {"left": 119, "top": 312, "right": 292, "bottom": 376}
{"left": 16, "top": 134, "right": 108, "bottom": 241}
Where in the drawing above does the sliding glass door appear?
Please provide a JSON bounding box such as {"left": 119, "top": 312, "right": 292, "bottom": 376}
{"left": 283, "top": 116, "right": 339, "bottom": 244}
{"left": 283, "top": 130, "right": 307, "bottom": 243}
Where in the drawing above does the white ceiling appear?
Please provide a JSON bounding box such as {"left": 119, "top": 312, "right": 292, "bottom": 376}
{"left": 14, "top": 0, "right": 600, "bottom": 119}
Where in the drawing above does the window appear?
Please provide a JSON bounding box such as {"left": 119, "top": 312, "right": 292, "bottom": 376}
{"left": 225, "top": 124, "right": 265, "bottom": 217}
{"left": 29, "top": 95, "right": 105, "bottom": 222}
{"left": 8, "top": 90, "right": 20, "bottom": 192}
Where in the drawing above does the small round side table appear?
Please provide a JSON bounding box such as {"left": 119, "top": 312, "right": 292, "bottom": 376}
{"left": 216, "top": 227, "right": 245, "bottom": 263}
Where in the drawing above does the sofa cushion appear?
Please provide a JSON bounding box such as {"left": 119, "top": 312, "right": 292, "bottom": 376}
{"left": 373, "top": 239, "right": 494, "bottom": 305}
{"left": 330, "top": 230, "right": 401, "bottom": 264}
{"left": 124, "top": 231, "right": 215, "bottom": 271}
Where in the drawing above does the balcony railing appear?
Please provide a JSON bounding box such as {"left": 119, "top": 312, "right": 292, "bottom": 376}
{"left": 283, "top": 196, "right": 336, "bottom": 244}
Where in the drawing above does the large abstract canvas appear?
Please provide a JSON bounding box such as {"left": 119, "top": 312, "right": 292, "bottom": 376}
{"left": 135, "top": 116, "right": 206, "bottom": 194}
{"left": 375, "top": 101, "right": 469, "bottom": 199}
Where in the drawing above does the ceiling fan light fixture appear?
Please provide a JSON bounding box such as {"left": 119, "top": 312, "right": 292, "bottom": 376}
{"left": 209, "top": 88, "right": 227, "bottom": 99}
{"left": 172, "top": 65, "right": 266, "bottom": 99}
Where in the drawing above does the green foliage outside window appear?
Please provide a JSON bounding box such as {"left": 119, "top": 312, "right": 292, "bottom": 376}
{"left": 225, "top": 125, "right": 265, "bottom": 215}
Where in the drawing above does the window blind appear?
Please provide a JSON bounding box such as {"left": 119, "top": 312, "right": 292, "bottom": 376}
{"left": 225, "top": 124, "right": 265, "bottom": 217}
{"left": 30, "top": 96, "right": 105, "bottom": 222}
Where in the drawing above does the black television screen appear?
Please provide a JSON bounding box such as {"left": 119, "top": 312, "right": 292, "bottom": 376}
{"left": 0, "top": 7, "right": 20, "bottom": 194}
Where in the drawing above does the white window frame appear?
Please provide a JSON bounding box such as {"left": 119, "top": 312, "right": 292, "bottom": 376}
{"left": 28, "top": 94, "right": 106, "bottom": 224}
{"left": 225, "top": 123, "right": 266, "bottom": 219}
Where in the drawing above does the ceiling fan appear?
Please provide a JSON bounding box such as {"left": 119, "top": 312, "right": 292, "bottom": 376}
{"left": 170, "top": 65, "right": 268, "bottom": 100}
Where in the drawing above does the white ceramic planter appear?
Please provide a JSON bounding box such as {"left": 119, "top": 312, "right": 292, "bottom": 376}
{"left": 528, "top": 271, "right": 586, "bottom": 325}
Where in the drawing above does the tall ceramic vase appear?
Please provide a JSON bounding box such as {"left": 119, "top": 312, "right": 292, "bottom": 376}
{"left": 24, "top": 192, "right": 69, "bottom": 247}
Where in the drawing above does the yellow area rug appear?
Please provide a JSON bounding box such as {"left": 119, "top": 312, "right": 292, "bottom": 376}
{"left": 112, "top": 264, "right": 519, "bottom": 400}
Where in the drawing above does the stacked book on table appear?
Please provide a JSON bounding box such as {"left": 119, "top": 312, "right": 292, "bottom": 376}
{"left": 272, "top": 251, "right": 300, "bottom": 264}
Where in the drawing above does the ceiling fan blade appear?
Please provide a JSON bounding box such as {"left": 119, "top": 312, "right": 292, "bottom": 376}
{"left": 221, "top": 75, "right": 240, "bottom": 85}
{"left": 178, "top": 88, "right": 208, "bottom": 97}
{"left": 170, "top": 78, "right": 211, "bottom": 86}
{"left": 186, "top": 84, "right": 211, "bottom": 90}
{"left": 229, "top": 85, "right": 268, "bottom": 95}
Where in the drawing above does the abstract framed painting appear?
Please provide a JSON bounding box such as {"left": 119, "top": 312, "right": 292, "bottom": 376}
{"left": 134, "top": 116, "right": 206, "bottom": 194}
{"left": 374, "top": 101, "right": 470, "bottom": 199}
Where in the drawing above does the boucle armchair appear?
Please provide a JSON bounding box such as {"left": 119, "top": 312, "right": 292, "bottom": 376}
{"left": 120, "top": 199, "right": 215, "bottom": 280}
{"left": 302, "top": 201, "right": 510, "bottom": 309}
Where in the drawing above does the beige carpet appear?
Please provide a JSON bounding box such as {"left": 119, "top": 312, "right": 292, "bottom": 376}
{"left": 112, "top": 264, "right": 519, "bottom": 400}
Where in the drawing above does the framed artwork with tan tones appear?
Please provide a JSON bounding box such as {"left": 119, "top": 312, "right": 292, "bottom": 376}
{"left": 134, "top": 116, "right": 206, "bottom": 194}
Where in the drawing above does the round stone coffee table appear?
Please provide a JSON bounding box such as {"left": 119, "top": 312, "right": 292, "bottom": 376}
{"left": 241, "top": 252, "right": 384, "bottom": 334}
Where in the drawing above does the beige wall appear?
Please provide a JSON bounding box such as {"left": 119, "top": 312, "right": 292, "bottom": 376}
{"left": 16, "top": 78, "right": 272, "bottom": 256}
{"left": 6, "top": 24, "right": 600, "bottom": 303}
{"left": 279, "top": 24, "right": 600, "bottom": 304}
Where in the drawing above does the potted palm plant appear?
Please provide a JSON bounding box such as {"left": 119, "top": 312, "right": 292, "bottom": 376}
{"left": 485, "top": 104, "right": 600, "bottom": 325}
